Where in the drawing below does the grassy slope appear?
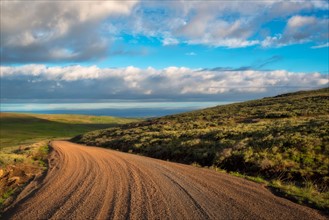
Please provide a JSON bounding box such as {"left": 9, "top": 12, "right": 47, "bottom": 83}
{"left": 0, "top": 112, "right": 140, "bottom": 149}
{"left": 0, "top": 113, "right": 140, "bottom": 212}
{"left": 73, "top": 88, "right": 329, "bottom": 210}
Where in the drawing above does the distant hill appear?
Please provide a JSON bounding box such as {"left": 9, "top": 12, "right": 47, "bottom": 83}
{"left": 73, "top": 88, "right": 329, "bottom": 190}
{"left": 0, "top": 113, "right": 140, "bottom": 148}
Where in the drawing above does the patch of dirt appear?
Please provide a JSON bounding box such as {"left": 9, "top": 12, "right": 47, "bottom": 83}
{"left": 0, "top": 164, "right": 43, "bottom": 210}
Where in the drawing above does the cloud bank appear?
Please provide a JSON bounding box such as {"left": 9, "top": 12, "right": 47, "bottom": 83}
{"left": 1, "top": 65, "right": 327, "bottom": 100}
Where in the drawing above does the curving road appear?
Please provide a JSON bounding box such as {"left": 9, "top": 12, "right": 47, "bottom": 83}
{"left": 4, "top": 141, "right": 326, "bottom": 220}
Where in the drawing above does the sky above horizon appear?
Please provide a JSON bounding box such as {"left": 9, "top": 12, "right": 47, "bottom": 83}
{"left": 1, "top": 0, "right": 328, "bottom": 101}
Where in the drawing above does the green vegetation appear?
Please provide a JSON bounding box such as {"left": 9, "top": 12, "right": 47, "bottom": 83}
{"left": 269, "top": 179, "right": 329, "bottom": 210}
{"left": 73, "top": 87, "right": 329, "bottom": 210}
{"left": 0, "top": 113, "right": 139, "bottom": 213}
{"left": 0, "top": 112, "right": 140, "bottom": 148}
{"left": 0, "top": 188, "right": 15, "bottom": 209}
{"left": 0, "top": 142, "right": 49, "bottom": 212}
{"left": 227, "top": 170, "right": 328, "bottom": 210}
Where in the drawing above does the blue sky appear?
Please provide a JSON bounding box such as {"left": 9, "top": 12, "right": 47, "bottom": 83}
{"left": 0, "top": 0, "right": 328, "bottom": 101}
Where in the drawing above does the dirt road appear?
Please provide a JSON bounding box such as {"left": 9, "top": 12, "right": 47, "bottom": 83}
{"left": 4, "top": 141, "right": 326, "bottom": 220}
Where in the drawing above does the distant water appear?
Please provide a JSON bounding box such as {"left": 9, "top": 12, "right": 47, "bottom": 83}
{"left": 0, "top": 101, "right": 233, "bottom": 118}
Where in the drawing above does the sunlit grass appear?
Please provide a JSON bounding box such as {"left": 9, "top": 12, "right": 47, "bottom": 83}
{"left": 0, "top": 112, "right": 140, "bottom": 148}
{"left": 269, "top": 180, "right": 329, "bottom": 211}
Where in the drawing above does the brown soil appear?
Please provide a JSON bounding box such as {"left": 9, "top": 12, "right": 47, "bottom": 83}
{"left": 3, "top": 141, "right": 327, "bottom": 220}
{"left": 0, "top": 164, "right": 43, "bottom": 208}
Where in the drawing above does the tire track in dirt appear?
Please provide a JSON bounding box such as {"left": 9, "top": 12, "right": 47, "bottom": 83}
{"left": 3, "top": 141, "right": 326, "bottom": 220}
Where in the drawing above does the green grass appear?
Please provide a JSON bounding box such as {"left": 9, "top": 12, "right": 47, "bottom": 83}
{"left": 229, "top": 171, "right": 267, "bottom": 184}
{"left": 0, "top": 188, "right": 15, "bottom": 209}
{"left": 269, "top": 180, "right": 329, "bottom": 212}
{"left": 73, "top": 87, "right": 329, "bottom": 211}
{"left": 0, "top": 112, "right": 140, "bottom": 149}
{"left": 220, "top": 170, "right": 328, "bottom": 211}
{"left": 0, "top": 141, "right": 49, "bottom": 214}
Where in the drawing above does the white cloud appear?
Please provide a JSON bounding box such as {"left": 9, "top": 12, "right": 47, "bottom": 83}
{"left": 162, "top": 37, "right": 179, "bottom": 46}
{"left": 261, "top": 15, "right": 329, "bottom": 47}
{"left": 187, "top": 38, "right": 259, "bottom": 48}
{"left": 1, "top": 1, "right": 138, "bottom": 39}
{"left": 311, "top": 42, "right": 329, "bottom": 49}
{"left": 1, "top": 65, "right": 327, "bottom": 99}
{"left": 185, "top": 52, "right": 197, "bottom": 56}
{"left": 287, "top": 15, "right": 317, "bottom": 28}
{"left": 261, "top": 35, "right": 285, "bottom": 48}
{"left": 1, "top": 1, "right": 138, "bottom": 63}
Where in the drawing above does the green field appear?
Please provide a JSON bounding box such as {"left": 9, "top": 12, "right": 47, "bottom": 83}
{"left": 73, "top": 88, "right": 329, "bottom": 210}
{"left": 0, "top": 112, "right": 139, "bottom": 173}
{"left": 0, "top": 112, "right": 140, "bottom": 149}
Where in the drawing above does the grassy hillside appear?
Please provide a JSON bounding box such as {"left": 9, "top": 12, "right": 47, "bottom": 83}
{"left": 73, "top": 88, "right": 329, "bottom": 210}
{"left": 0, "top": 113, "right": 140, "bottom": 149}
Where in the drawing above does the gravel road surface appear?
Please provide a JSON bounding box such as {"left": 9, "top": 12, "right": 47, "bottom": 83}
{"left": 4, "top": 141, "right": 326, "bottom": 220}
